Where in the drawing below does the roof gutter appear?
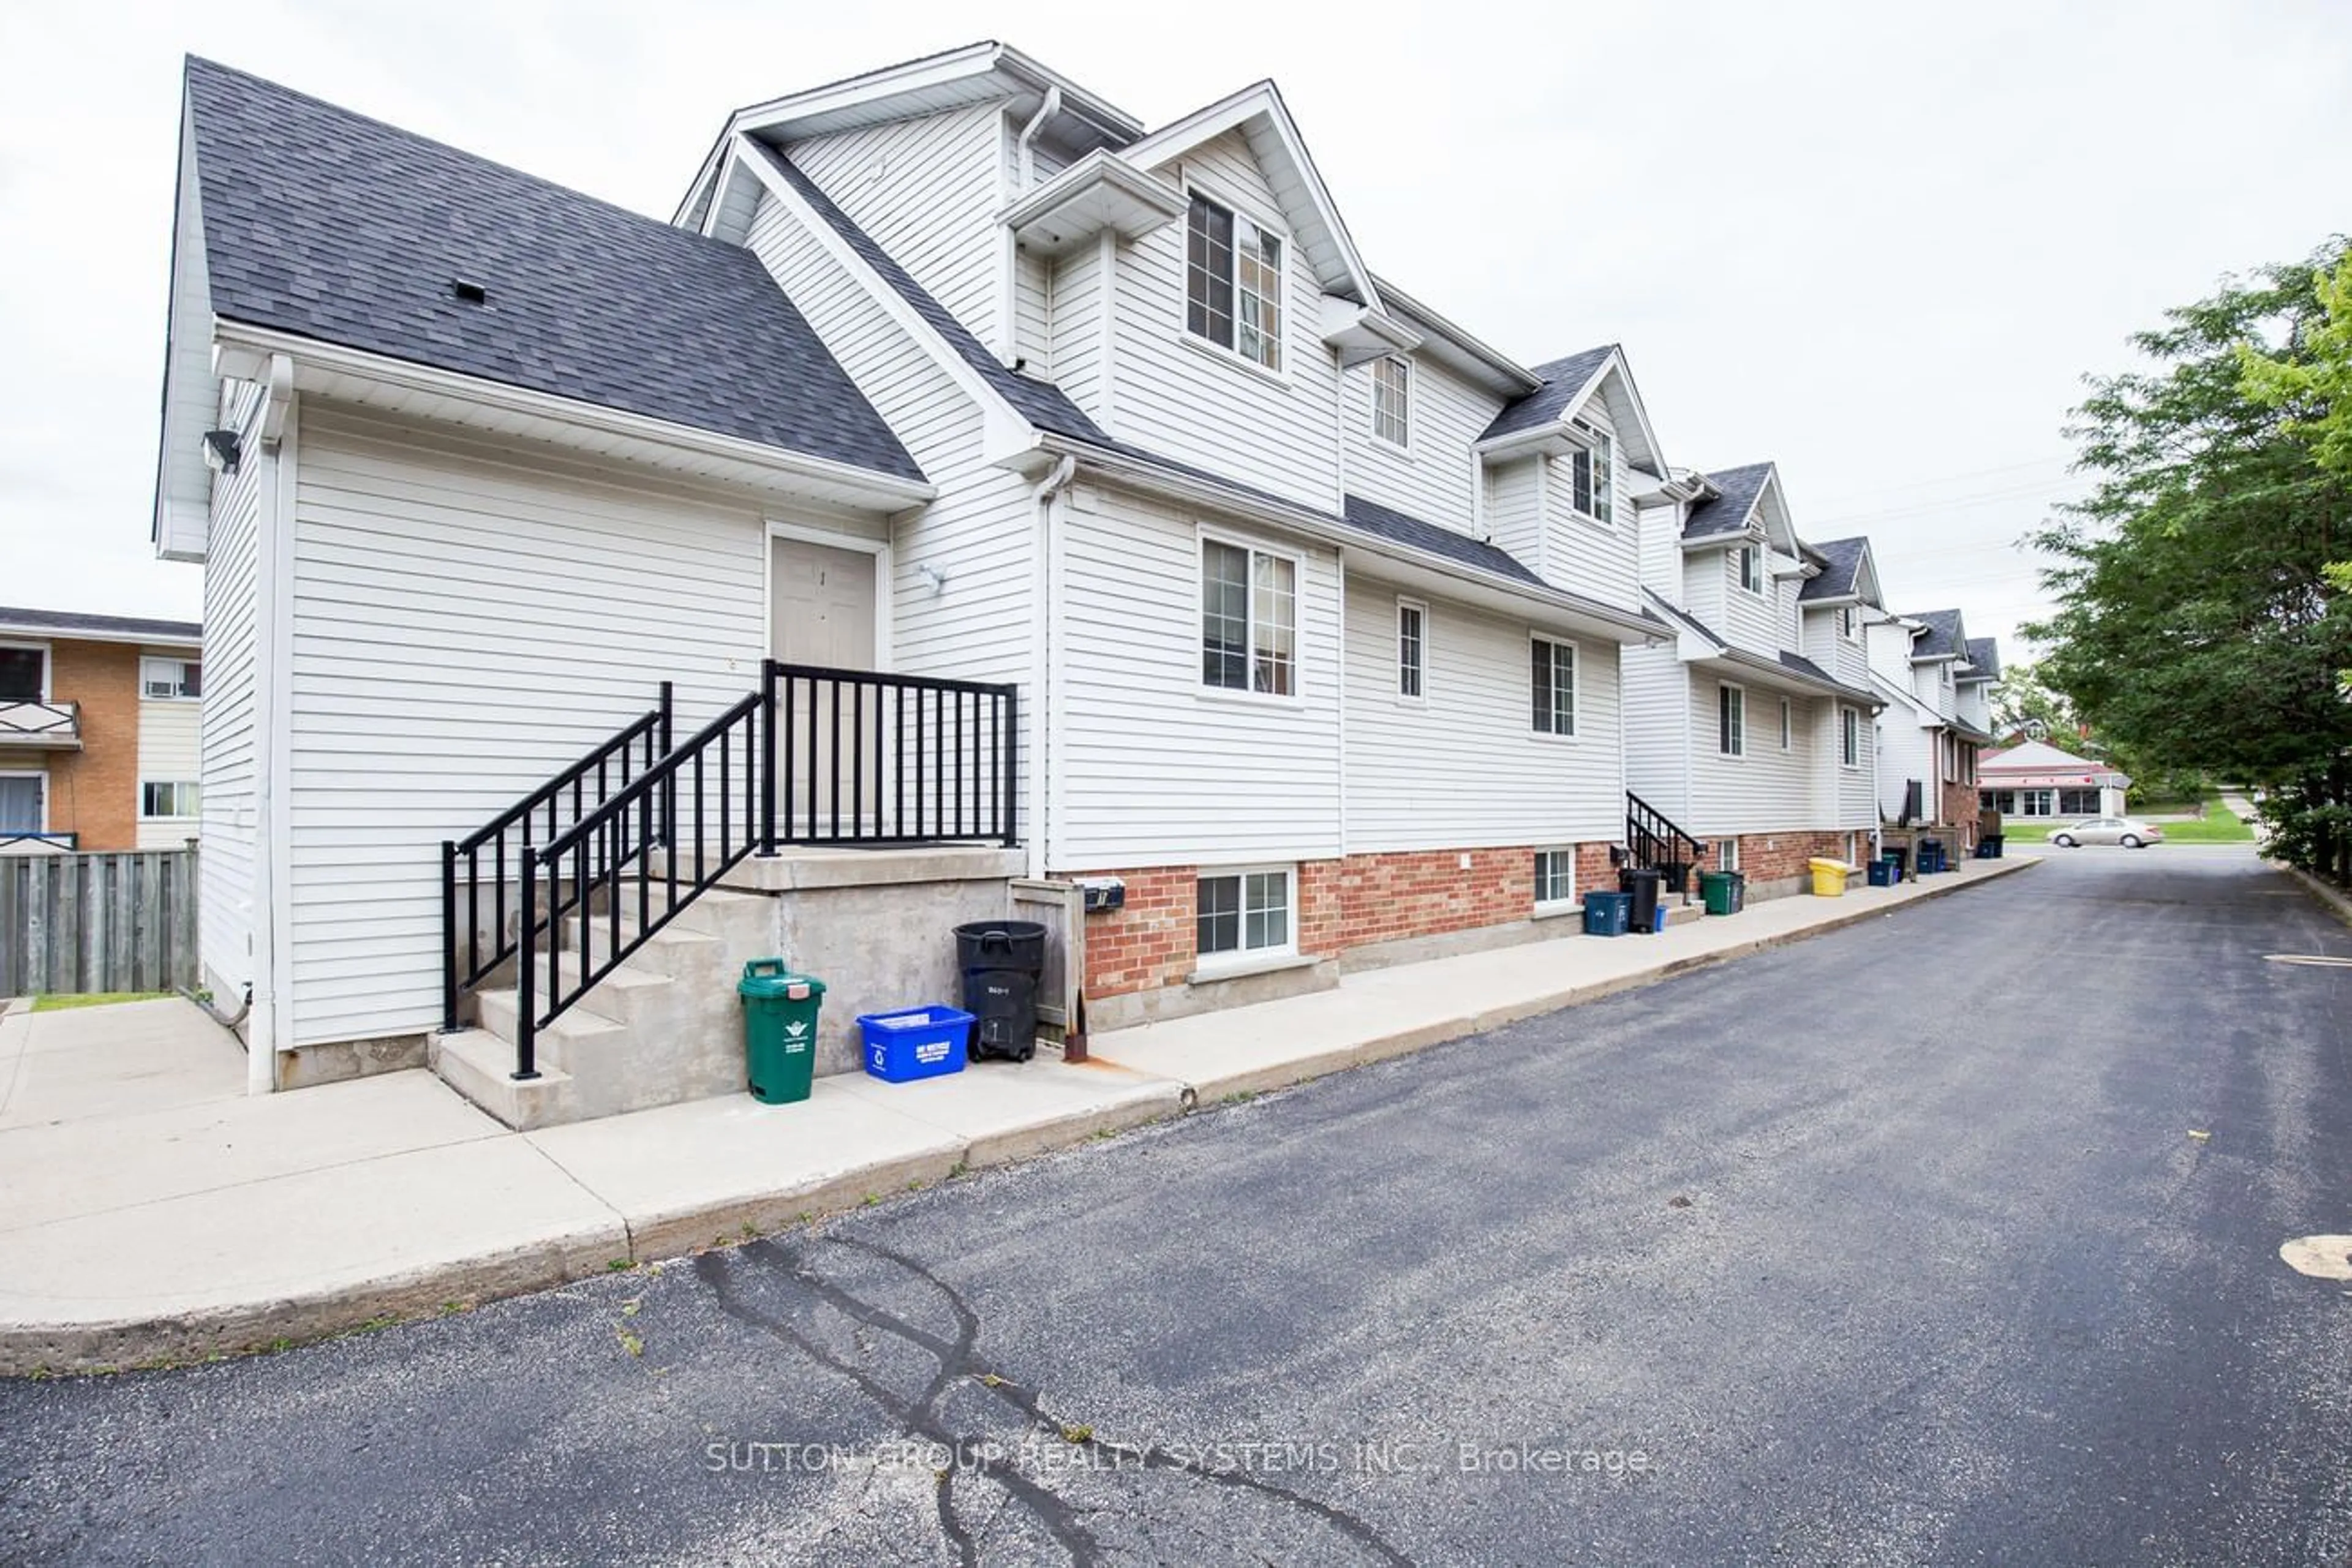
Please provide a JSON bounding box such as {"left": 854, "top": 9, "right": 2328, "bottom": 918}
{"left": 1035, "top": 433, "right": 1665, "bottom": 644}
{"left": 211, "top": 320, "right": 938, "bottom": 508}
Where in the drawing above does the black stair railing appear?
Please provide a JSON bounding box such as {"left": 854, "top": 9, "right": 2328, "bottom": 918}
{"left": 445, "top": 660, "right": 1022, "bottom": 1084}
{"left": 442, "top": 684, "right": 671, "bottom": 1033}
{"left": 1625, "top": 791, "right": 1707, "bottom": 878}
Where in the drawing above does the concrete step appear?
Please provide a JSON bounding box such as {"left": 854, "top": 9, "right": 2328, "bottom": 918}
{"left": 429, "top": 1027, "right": 580, "bottom": 1132}
{"left": 474, "top": 987, "right": 628, "bottom": 1070}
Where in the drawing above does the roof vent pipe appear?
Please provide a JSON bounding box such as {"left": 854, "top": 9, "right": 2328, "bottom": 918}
{"left": 1016, "top": 86, "right": 1062, "bottom": 194}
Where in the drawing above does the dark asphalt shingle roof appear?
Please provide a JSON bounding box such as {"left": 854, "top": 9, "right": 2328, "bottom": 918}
{"left": 1643, "top": 592, "right": 1724, "bottom": 648}
{"left": 182, "top": 58, "right": 920, "bottom": 481}
{"left": 0, "top": 606, "right": 202, "bottom": 643}
{"left": 1798, "top": 537, "right": 1870, "bottom": 602}
{"left": 1963, "top": 636, "right": 2001, "bottom": 680}
{"left": 1909, "top": 609, "right": 1967, "bottom": 659}
{"left": 1683, "top": 463, "right": 1774, "bottom": 540}
{"left": 749, "top": 143, "right": 1110, "bottom": 445}
{"left": 1479, "top": 345, "right": 1616, "bottom": 442}
{"left": 1341, "top": 495, "right": 1544, "bottom": 587}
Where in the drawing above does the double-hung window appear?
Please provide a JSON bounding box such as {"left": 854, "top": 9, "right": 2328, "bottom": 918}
{"left": 1197, "top": 869, "right": 1294, "bottom": 963}
{"left": 1396, "top": 599, "right": 1426, "bottom": 700}
{"left": 1840, "top": 707, "right": 1861, "bottom": 768}
{"left": 140, "top": 657, "right": 201, "bottom": 699}
{"left": 1779, "top": 698, "right": 1793, "bottom": 750}
{"left": 1570, "top": 429, "right": 1613, "bottom": 525}
{"left": 1186, "top": 194, "right": 1283, "bottom": 371}
{"left": 1201, "top": 539, "right": 1297, "bottom": 696}
{"left": 1534, "top": 849, "right": 1576, "bottom": 910}
{"left": 1840, "top": 605, "right": 1861, "bottom": 642}
{"left": 1371, "top": 356, "right": 1410, "bottom": 447}
{"left": 0, "top": 646, "right": 44, "bottom": 704}
{"left": 1719, "top": 684, "right": 1746, "bottom": 756}
{"left": 1736, "top": 545, "right": 1763, "bottom": 595}
{"left": 1531, "top": 637, "right": 1576, "bottom": 736}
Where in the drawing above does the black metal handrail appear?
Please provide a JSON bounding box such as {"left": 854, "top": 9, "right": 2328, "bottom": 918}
{"left": 441, "top": 684, "right": 671, "bottom": 1031}
{"left": 764, "top": 661, "right": 1019, "bottom": 850}
{"left": 518, "top": 693, "right": 762, "bottom": 1080}
{"left": 1625, "top": 791, "right": 1706, "bottom": 875}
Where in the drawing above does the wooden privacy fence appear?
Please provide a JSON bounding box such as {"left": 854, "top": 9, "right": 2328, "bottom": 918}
{"left": 0, "top": 849, "right": 198, "bottom": 997}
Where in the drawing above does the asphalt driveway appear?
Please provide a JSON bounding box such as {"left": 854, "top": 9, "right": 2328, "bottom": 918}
{"left": 4, "top": 847, "right": 2349, "bottom": 1566}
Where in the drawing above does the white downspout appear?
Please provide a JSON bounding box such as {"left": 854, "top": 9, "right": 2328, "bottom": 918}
{"left": 1015, "top": 87, "right": 1061, "bottom": 193}
{"left": 1027, "top": 454, "right": 1076, "bottom": 881}
{"left": 246, "top": 354, "right": 296, "bottom": 1095}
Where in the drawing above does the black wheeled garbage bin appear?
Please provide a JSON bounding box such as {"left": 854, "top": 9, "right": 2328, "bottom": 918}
{"left": 1726, "top": 871, "right": 1747, "bottom": 914}
{"left": 1618, "top": 867, "right": 1664, "bottom": 933}
{"left": 955, "top": 920, "right": 1047, "bottom": 1062}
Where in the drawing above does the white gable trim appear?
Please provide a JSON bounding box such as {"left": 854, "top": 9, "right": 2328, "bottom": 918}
{"left": 731, "top": 138, "right": 1036, "bottom": 460}
{"left": 1120, "top": 81, "right": 1379, "bottom": 306}
{"left": 1554, "top": 350, "right": 1666, "bottom": 477}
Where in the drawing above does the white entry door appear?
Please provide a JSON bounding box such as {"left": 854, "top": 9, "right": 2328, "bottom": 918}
{"left": 769, "top": 534, "right": 882, "bottom": 836}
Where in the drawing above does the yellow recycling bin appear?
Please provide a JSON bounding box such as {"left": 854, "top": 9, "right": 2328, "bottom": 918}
{"left": 1807, "top": 858, "right": 1850, "bottom": 897}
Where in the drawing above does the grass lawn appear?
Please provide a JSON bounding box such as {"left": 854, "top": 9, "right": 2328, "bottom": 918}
{"left": 1999, "top": 804, "right": 2253, "bottom": 845}
{"left": 29, "top": 992, "right": 173, "bottom": 1012}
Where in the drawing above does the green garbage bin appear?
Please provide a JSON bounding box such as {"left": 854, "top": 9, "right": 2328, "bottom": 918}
{"left": 739, "top": 959, "right": 824, "bottom": 1105}
{"left": 1700, "top": 870, "right": 1736, "bottom": 917}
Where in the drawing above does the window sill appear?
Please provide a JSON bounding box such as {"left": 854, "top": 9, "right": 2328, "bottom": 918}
{"left": 1531, "top": 728, "right": 1580, "bottom": 744}
{"left": 1369, "top": 434, "right": 1412, "bottom": 459}
{"left": 1196, "top": 686, "right": 1306, "bottom": 711}
{"left": 1532, "top": 901, "right": 1580, "bottom": 921}
{"left": 1188, "top": 951, "right": 1314, "bottom": 986}
{"left": 1176, "top": 330, "right": 1291, "bottom": 389}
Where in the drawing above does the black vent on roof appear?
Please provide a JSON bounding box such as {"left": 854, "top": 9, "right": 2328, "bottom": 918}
{"left": 451, "top": 279, "right": 488, "bottom": 305}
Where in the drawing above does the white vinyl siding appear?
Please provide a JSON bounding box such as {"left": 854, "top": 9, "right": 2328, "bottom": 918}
{"left": 1055, "top": 482, "right": 1340, "bottom": 869}
{"left": 1485, "top": 456, "right": 1542, "bottom": 573}
{"left": 1008, "top": 132, "right": 1068, "bottom": 372}
{"left": 786, "top": 104, "right": 1007, "bottom": 352}
{"left": 1619, "top": 643, "right": 1690, "bottom": 825}
{"left": 197, "top": 381, "right": 265, "bottom": 995}
{"left": 1109, "top": 130, "right": 1341, "bottom": 511}
{"left": 1689, "top": 675, "right": 1830, "bottom": 837}
{"left": 282, "top": 407, "right": 782, "bottom": 1047}
{"left": 1344, "top": 579, "right": 1622, "bottom": 851}
{"left": 1047, "top": 239, "right": 1108, "bottom": 417}
{"left": 1539, "top": 405, "right": 1640, "bottom": 612}
{"left": 137, "top": 693, "right": 203, "bottom": 850}
{"left": 1344, "top": 356, "right": 1498, "bottom": 536}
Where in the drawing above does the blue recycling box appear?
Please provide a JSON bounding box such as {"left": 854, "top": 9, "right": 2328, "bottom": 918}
{"left": 858, "top": 1005, "right": 974, "bottom": 1084}
{"left": 1583, "top": 892, "right": 1632, "bottom": 937}
{"left": 1868, "top": 859, "right": 1896, "bottom": 888}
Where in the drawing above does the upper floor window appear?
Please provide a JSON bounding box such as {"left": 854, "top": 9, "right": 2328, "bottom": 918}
{"left": 141, "top": 780, "right": 200, "bottom": 818}
{"left": 1718, "top": 683, "right": 1746, "bottom": 756}
{"left": 1371, "top": 357, "right": 1411, "bottom": 447}
{"left": 1186, "top": 194, "right": 1282, "bottom": 372}
{"left": 1841, "top": 707, "right": 1861, "bottom": 768}
{"left": 1396, "top": 598, "right": 1426, "bottom": 700}
{"left": 1570, "top": 429, "right": 1613, "bottom": 526}
{"left": 1840, "top": 605, "right": 1861, "bottom": 641}
{"left": 1736, "top": 545, "right": 1763, "bottom": 595}
{"left": 1779, "top": 697, "right": 1792, "bottom": 750}
{"left": 1531, "top": 636, "right": 1577, "bottom": 736}
{"left": 0, "top": 646, "right": 43, "bottom": 703}
{"left": 141, "top": 657, "right": 201, "bottom": 700}
{"left": 1201, "top": 538, "right": 1296, "bottom": 696}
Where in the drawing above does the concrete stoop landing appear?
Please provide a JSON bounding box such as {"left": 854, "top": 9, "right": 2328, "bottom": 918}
{"left": 431, "top": 845, "right": 1025, "bottom": 1131}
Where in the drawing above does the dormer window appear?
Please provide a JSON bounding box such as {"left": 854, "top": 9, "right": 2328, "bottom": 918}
{"left": 1736, "top": 544, "right": 1763, "bottom": 595}
{"left": 1371, "top": 356, "right": 1410, "bottom": 447}
{"left": 1186, "top": 194, "right": 1283, "bottom": 371}
{"left": 1840, "top": 606, "right": 1861, "bottom": 641}
{"left": 1570, "top": 428, "right": 1613, "bottom": 526}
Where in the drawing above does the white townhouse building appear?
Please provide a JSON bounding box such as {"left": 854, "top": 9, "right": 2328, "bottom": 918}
{"left": 1868, "top": 608, "right": 1999, "bottom": 862}
{"left": 1621, "top": 463, "right": 1887, "bottom": 896}
{"left": 153, "top": 43, "right": 1981, "bottom": 1122}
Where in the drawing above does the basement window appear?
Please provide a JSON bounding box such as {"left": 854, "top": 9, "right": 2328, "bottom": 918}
{"left": 1197, "top": 868, "right": 1295, "bottom": 966}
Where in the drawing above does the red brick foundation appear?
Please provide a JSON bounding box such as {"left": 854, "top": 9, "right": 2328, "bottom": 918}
{"left": 1713, "top": 830, "right": 1856, "bottom": 889}
{"left": 1059, "top": 843, "right": 1615, "bottom": 1002}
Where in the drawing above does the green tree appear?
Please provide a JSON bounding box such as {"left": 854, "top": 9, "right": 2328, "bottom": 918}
{"left": 1988, "top": 658, "right": 2087, "bottom": 745}
{"left": 2029, "top": 239, "right": 2352, "bottom": 881}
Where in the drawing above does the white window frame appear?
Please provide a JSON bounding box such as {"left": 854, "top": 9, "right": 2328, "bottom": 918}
{"left": 140, "top": 780, "right": 201, "bottom": 819}
{"left": 1736, "top": 544, "right": 1765, "bottom": 596}
{"left": 1533, "top": 848, "right": 1578, "bottom": 914}
{"left": 1718, "top": 682, "right": 1746, "bottom": 758}
{"left": 1719, "top": 837, "right": 1741, "bottom": 872}
{"left": 1840, "top": 706, "right": 1861, "bottom": 769}
{"left": 1182, "top": 188, "right": 1287, "bottom": 377}
{"left": 1395, "top": 597, "right": 1427, "bottom": 703}
{"left": 1530, "top": 634, "right": 1578, "bottom": 739}
{"left": 1569, "top": 426, "right": 1613, "bottom": 527}
{"left": 0, "top": 769, "right": 47, "bottom": 837}
{"left": 139, "top": 655, "right": 202, "bottom": 701}
{"left": 1840, "top": 605, "right": 1862, "bottom": 643}
{"left": 1197, "top": 530, "right": 1303, "bottom": 703}
{"left": 1194, "top": 864, "right": 1298, "bottom": 974}
{"left": 0, "top": 639, "right": 50, "bottom": 704}
{"left": 1779, "top": 697, "right": 1792, "bottom": 751}
{"left": 1370, "top": 356, "right": 1411, "bottom": 450}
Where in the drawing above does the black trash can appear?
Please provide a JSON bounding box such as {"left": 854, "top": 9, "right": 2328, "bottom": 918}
{"left": 1727, "top": 871, "right": 1747, "bottom": 914}
{"left": 1984, "top": 834, "right": 2005, "bottom": 859}
{"left": 954, "top": 920, "right": 1047, "bottom": 1062}
{"left": 1660, "top": 860, "right": 1693, "bottom": 897}
{"left": 1618, "top": 867, "right": 1664, "bottom": 933}
{"left": 1883, "top": 845, "right": 1909, "bottom": 880}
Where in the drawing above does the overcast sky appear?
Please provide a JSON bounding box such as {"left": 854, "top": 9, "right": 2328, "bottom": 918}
{"left": 4, "top": 1, "right": 2347, "bottom": 655}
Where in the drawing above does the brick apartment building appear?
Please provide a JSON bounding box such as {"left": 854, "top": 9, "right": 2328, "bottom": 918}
{"left": 0, "top": 606, "right": 204, "bottom": 853}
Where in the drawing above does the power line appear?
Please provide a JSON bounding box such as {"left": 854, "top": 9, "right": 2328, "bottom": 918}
{"left": 1802, "top": 454, "right": 2078, "bottom": 510}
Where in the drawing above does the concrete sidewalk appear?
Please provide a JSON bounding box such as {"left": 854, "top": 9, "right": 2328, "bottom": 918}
{"left": 0, "top": 854, "right": 2032, "bottom": 1374}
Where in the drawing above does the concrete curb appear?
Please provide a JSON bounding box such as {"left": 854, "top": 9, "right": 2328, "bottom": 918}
{"left": 0, "top": 858, "right": 2029, "bottom": 1377}
{"left": 2275, "top": 860, "right": 2352, "bottom": 927}
{"left": 1152, "top": 858, "right": 2040, "bottom": 1104}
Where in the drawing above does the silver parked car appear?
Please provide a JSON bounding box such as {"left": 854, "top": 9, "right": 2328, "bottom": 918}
{"left": 2049, "top": 816, "right": 2165, "bottom": 848}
